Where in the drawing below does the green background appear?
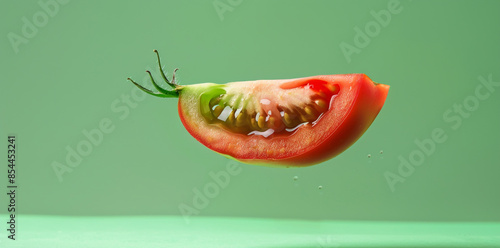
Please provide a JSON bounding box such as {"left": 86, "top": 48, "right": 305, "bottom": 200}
{"left": 1, "top": 0, "right": 500, "bottom": 225}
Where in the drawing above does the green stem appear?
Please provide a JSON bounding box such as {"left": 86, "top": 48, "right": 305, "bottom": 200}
{"left": 126, "top": 50, "right": 181, "bottom": 98}
{"left": 127, "top": 78, "right": 179, "bottom": 98}
{"left": 154, "top": 49, "right": 178, "bottom": 88}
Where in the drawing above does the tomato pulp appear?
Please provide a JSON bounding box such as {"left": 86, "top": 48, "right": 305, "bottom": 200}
{"left": 178, "top": 74, "right": 388, "bottom": 166}
{"left": 128, "top": 51, "right": 389, "bottom": 167}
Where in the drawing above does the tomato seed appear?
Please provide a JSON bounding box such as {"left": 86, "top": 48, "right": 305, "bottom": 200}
{"left": 258, "top": 115, "right": 266, "bottom": 129}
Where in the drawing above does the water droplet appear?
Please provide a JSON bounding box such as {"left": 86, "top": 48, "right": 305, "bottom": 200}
{"left": 234, "top": 108, "right": 242, "bottom": 117}
{"left": 293, "top": 176, "right": 298, "bottom": 181}
{"left": 367, "top": 154, "right": 371, "bottom": 158}
{"left": 217, "top": 106, "right": 233, "bottom": 121}
{"left": 260, "top": 98, "right": 271, "bottom": 105}
{"left": 380, "top": 150, "right": 383, "bottom": 154}
{"left": 248, "top": 128, "right": 274, "bottom": 138}
{"left": 318, "top": 186, "right": 323, "bottom": 190}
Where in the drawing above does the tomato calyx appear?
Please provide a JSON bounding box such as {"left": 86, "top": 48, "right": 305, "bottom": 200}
{"left": 127, "top": 49, "right": 183, "bottom": 98}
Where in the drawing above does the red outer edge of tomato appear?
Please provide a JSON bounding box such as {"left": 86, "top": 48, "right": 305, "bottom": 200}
{"left": 178, "top": 74, "right": 389, "bottom": 167}
{"left": 233, "top": 74, "right": 389, "bottom": 166}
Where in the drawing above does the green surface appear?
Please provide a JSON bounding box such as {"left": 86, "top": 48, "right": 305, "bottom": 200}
{"left": 1, "top": 0, "right": 500, "bottom": 231}
{"left": 1, "top": 215, "right": 500, "bottom": 248}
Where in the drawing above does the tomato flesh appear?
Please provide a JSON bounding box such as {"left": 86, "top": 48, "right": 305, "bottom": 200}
{"left": 199, "top": 78, "right": 339, "bottom": 137}
{"left": 178, "top": 74, "right": 389, "bottom": 167}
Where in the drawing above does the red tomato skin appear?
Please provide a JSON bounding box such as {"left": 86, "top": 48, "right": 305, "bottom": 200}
{"left": 272, "top": 74, "right": 389, "bottom": 166}
{"left": 178, "top": 74, "right": 389, "bottom": 167}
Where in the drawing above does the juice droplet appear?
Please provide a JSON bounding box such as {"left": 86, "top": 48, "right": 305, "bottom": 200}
{"left": 380, "top": 150, "right": 384, "bottom": 154}
{"left": 367, "top": 154, "right": 371, "bottom": 158}
{"left": 293, "top": 176, "right": 298, "bottom": 181}
{"left": 318, "top": 186, "right": 323, "bottom": 190}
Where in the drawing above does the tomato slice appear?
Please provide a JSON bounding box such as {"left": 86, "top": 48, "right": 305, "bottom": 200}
{"left": 177, "top": 74, "right": 389, "bottom": 167}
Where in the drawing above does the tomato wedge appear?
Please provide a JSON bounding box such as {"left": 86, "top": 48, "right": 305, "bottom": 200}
{"left": 128, "top": 50, "right": 389, "bottom": 167}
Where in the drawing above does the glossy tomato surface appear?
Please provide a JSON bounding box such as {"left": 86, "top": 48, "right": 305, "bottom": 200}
{"left": 178, "top": 74, "right": 389, "bottom": 167}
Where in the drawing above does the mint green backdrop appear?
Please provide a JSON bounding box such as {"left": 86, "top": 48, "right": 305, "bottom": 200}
{"left": 1, "top": 0, "right": 499, "bottom": 223}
